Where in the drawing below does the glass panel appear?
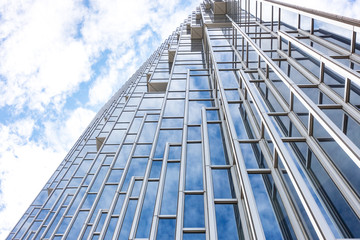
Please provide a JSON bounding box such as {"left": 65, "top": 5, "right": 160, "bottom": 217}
{"left": 103, "top": 217, "right": 118, "bottom": 240}
{"left": 106, "top": 130, "right": 126, "bottom": 144}
{"left": 186, "top": 143, "right": 203, "bottom": 190}
{"left": 215, "top": 204, "right": 243, "bottom": 240}
{"left": 183, "top": 233, "right": 206, "bottom": 240}
{"left": 164, "top": 100, "right": 185, "bottom": 117}
{"left": 188, "top": 101, "right": 213, "bottom": 124}
{"left": 249, "top": 174, "right": 284, "bottom": 239}
{"left": 136, "top": 182, "right": 159, "bottom": 238}
{"left": 118, "top": 200, "right": 137, "bottom": 239}
{"left": 208, "top": 123, "right": 228, "bottom": 165}
{"left": 154, "top": 130, "right": 182, "bottom": 158}
{"left": 184, "top": 194, "right": 205, "bottom": 227}
{"left": 113, "top": 145, "right": 132, "bottom": 168}
{"left": 189, "top": 75, "right": 210, "bottom": 90}
{"left": 161, "top": 162, "right": 180, "bottom": 215}
{"left": 157, "top": 219, "right": 176, "bottom": 240}
{"left": 66, "top": 211, "right": 89, "bottom": 239}
{"left": 212, "top": 169, "right": 235, "bottom": 198}
{"left": 121, "top": 158, "right": 148, "bottom": 191}
{"left": 149, "top": 161, "right": 162, "bottom": 178}
{"left": 138, "top": 122, "right": 158, "bottom": 143}
{"left": 187, "top": 126, "right": 201, "bottom": 141}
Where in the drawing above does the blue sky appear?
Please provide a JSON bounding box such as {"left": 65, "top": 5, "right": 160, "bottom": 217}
{"left": 0, "top": 0, "right": 359, "bottom": 238}
{"left": 0, "top": 0, "right": 201, "bottom": 237}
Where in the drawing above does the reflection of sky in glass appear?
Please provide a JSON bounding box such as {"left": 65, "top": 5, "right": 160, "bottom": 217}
{"left": 113, "top": 144, "right": 132, "bottom": 168}
{"left": 154, "top": 130, "right": 182, "bottom": 158}
{"left": 228, "top": 104, "right": 251, "bottom": 139}
{"left": 207, "top": 123, "right": 227, "bottom": 165}
{"left": 184, "top": 194, "right": 205, "bottom": 227}
{"left": 67, "top": 211, "right": 88, "bottom": 239}
{"left": 187, "top": 126, "right": 201, "bottom": 141}
{"left": 103, "top": 217, "right": 118, "bottom": 240}
{"left": 149, "top": 161, "right": 162, "bottom": 178}
{"left": 164, "top": 100, "right": 184, "bottom": 117}
{"left": 206, "top": 109, "right": 219, "bottom": 120}
{"left": 121, "top": 158, "right": 148, "bottom": 191}
{"left": 239, "top": 143, "right": 267, "bottom": 168}
{"left": 157, "top": 219, "right": 176, "bottom": 239}
{"left": 168, "top": 146, "right": 181, "bottom": 160}
{"left": 215, "top": 204, "right": 242, "bottom": 240}
{"left": 249, "top": 174, "right": 283, "bottom": 239}
{"left": 136, "top": 182, "right": 158, "bottom": 238}
{"left": 133, "top": 144, "right": 152, "bottom": 156}
{"left": 183, "top": 233, "right": 206, "bottom": 240}
{"left": 161, "top": 162, "right": 180, "bottom": 215}
{"left": 219, "top": 70, "right": 241, "bottom": 88}
{"left": 90, "top": 166, "right": 109, "bottom": 192}
{"left": 118, "top": 200, "right": 137, "bottom": 239}
{"left": 161, "top": 118, "right": 183, "bottom": 128}
{"left": 106, "top": 129, "right": 126, "bottom": 144}
{"left": 189, "top": 75, "right": 210, "bottom": 90}
{"left": 186, "top": 143, "right": 203, "bottom": 190}
{"left": 90, "top": 185, "right": 117, "bottom": 222}
{"left": 112, "top": 194, "right": 125, "bottom": 215}
{"left": 139, "top": 97, "right": 163, "bottom": 109}
{"left": 95, "top": 212, "right": 107, "bottom": 232}
{"left": 212, "top": 169, "right": 235, "bottom": 198}
{"left": 138, "top": 122, "right": 158, "bottom": 143}
{"left": 189, "top": 91, "right": 212, "bottom": 99}
{"left": 188, "top": 101, "right": 213, "bottom": 124}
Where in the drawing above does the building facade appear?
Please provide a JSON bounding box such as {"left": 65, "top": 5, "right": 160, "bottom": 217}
{"left": 8, "top": 0, "right": 360, "bottom": 239}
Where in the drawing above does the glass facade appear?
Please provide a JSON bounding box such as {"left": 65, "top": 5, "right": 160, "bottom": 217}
{"left": 8, "top": 0, "right": 360, "bottom": 239}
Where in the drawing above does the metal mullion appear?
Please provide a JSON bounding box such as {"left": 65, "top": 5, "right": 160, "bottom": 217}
{"left": 174, "top": 69, "right": 190, "bottom": 240}
{"left": 201, "top": 107, "right": 218, "bottom": 240}
{"left": 205, "top": 26, "right": 265, "bottom": 240}
{"left": 279, "top": 30, "right": 360, "bottom": 87}
{"left": 237, "top": 67, "right": 335, "bottom": 239}
{"left": 149, "top": 143, "right": 171, "bottom": 239}
{"left": 112, "top": 178, "right": 136, "bottom": 239}
{"left": 287, "top": 111, "right": 360, "bottom": 220}
{"left": 86, "top": 210, "right": 107, "bottom": 240}
{"left": 233, "top": 20, "right": 360, "bottom": 168}
{"left": 276, "top": 49, "right": 360, "bottom": 126}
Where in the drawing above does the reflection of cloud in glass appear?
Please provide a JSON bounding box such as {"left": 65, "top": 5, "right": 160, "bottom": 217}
{"left": 189, "top": 75, "right": 210, "bottom": 90}
{"left": 90, "top": 185, "right": 117, "bottom": 222}
{"left": 157, "top": 219, "right": 176, "bottom": 240}
{"left": 185, "top": 143, "right": 203, "bottom": 190}
{"left": 188, "top": 100, "right": 213, "bottom": 124}
{"left": 207, "top": 123, "right": 227, "bottom": 165}
{"left": 161, "top": 162, "right": 180, "bottom": 215}
{"left": 121, "top": 158, "right": 148, "bottom": 191}
{"left": 66, "top": 211, "right": 89, "bottom": 239}
{"left": 215, "top": 204, "right": 242, "bottom": 240}
{"left": 136, "top": 182, "right": 158, "bottom": 238}
{"left": 154, "top": 130, "right": 182, "bottom": 158}
{"left": 248, "top": 174, "right": 283, "bottom": 239}
{"left": 184, "top": 194, "right": 205, "bottom": 227}
{"left": 113, "top": 144, "right": 132, "bottom": 168}
{"left": 212, "top": 169, "right": 234, "bottom": 198}
{"left": 118, "top": 200, "right": 137, "bottom": 239}
{"left": 103, "top": 216, "right": 118, "bottom": 239}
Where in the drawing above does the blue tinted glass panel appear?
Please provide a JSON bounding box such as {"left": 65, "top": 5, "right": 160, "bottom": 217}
{"left": 157, "top": 219, "right": 176, "bottom": 240}
{"left": 161, "top": 162, "right": 180, "bottom": 215}
{"left": 121, "top": 158, "right": 148, "bottom": 191}
{"left": 188, "top": 101, "right": 213, "bottom": 124}
{"left": 186, "top": 143, "right": 203, "bottom": 190}
{"left": 183, "top": 233, "right": 206, "bottom": 240}
{"left": 249, "top": 174, "right": 283, "bottom": 239}
{"left": 149, "top": 161, "right": 162, "bottom": 178}
{"left": 207, "top": 123, "right": 227, "bottom": 165}
{"left": 118, "top": 200, "right": 137, "bottom": 240}
{"left": 154, "top": 130, "right": 182, "bottom": 158}
{"left": 215, "top": 204, "right": 242, "bottom": 240}
{"left": 164, "top": 100, "right": 185, "bottom": 117}
{"left": 136, "top": 182, "right": 158, "bottom": 238}
{"left": 138, "top": 122, "right": 157, "bottom": 142}
{"left": 67, "top": 211, "right": 88, "bottom": 239}
{"left": 113, "top": 145, "right": 132, "bottom": 168}
{"left": 212, "top": 169, "right": 235, "bottom": 198}
{"left": 190, "top": 75, "right": 210, "bottom": 90}
{"left": 104, "top": 217, "right": 118, "bottom": 240}
{"left": 184, "top": 194, "right": 205, "bottom": 227}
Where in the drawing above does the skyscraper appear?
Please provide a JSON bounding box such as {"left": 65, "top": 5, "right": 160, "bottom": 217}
{"left": 7, "top": 0, "right": 360, "bottom": 239}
